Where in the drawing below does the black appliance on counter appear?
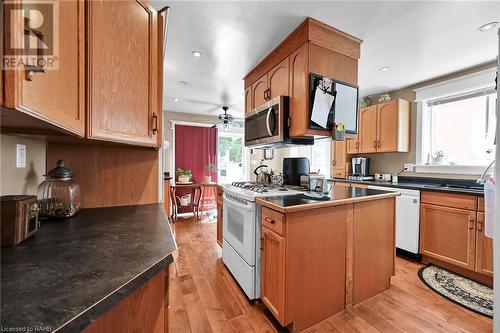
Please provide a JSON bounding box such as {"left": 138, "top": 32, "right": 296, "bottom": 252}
{"left": 283, "top": 157, "right": 310, "bottom": 186}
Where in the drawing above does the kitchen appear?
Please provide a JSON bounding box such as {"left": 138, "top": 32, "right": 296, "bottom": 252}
{"left": 1, "top": 1, "right": 499, "bottom": 333}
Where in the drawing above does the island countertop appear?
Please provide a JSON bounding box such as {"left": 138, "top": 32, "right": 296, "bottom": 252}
{"left": 1, "top": 203, "right": 177, "bottom": 333}
{"left": 256, "top": 187, "right": 399, "bottom": 213}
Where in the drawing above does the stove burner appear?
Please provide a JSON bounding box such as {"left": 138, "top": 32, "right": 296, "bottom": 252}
{"left": 231, "top": 182, "right": 294, "bottom": 193}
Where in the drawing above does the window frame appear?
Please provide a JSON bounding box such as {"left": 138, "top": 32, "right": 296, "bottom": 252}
{"left": 414, "top": 68, "right": 497, "bottom": 175}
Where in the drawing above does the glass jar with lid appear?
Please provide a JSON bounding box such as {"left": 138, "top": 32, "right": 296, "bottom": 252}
{"left": 37, "top": 160, "right": 81, "bottom": 218}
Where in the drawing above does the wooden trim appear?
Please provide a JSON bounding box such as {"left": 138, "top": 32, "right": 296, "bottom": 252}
{"left": 244, "top": 17, "right": 362, "bottom": 88}
{"left": 422, "top": 255, "right": 492, "bottom": 287}
{"left": 344, "top": 205, "right": 354, "bottom": 308}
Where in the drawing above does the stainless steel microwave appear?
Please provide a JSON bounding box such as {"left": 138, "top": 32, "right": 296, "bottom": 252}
{"left": 244, "top": 96, "right": 313, "bottom": 148}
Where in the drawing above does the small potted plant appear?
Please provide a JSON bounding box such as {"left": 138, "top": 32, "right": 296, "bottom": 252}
{"left": 176, "top": 168, "right": 192, "bottom": 183}
{"left": 205, "top": 163, "right": 218, "bottom": 183}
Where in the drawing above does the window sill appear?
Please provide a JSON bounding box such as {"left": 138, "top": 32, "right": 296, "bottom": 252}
{"left": 414, "top": 164, "right": 493, "bottom": 175}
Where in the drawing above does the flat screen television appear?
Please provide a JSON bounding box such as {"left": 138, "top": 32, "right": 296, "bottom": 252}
{"left": 309, "top": 73, "right": 359, "bottom": 134}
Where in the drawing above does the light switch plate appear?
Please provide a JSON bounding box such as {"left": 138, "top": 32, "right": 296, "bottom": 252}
{"left": 16, "top": 144, "right": 26, "bottom": 168}
{"left": 404, "top": 163, "right": 414, "bottom": 172}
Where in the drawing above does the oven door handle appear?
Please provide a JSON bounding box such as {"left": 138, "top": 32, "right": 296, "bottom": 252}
{"left": 223, "top": 194, "right": 255, "bottom": 212}
{"left": 265, "top": 107, "right": 273, "bottom": 136}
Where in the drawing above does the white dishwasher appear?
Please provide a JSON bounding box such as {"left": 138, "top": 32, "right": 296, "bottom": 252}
{"left": 367, "top": 185, "right": 420, "bottom": 255}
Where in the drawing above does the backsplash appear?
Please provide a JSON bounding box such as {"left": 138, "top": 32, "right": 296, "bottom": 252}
{"left": 0, "top": 134, "right": 46, "bottom": 195}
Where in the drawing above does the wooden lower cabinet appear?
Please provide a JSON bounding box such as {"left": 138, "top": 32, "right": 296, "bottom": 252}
{"left": 420, "top": 203, "right": 476, "bottom": 271}
{"left": 332, "top": 140, "right": 347, "bottom": 178}
{"left": 259, "top": 198, "right": 395, "bottom": 331}
{"left": 475, "top": 212, "right": 493, "bottom": 277}
{"left": 261, "top": 227, "right": 286, "bottom": 325}
{"left": 83, "top": 267, "right": 169, "bottom": 333}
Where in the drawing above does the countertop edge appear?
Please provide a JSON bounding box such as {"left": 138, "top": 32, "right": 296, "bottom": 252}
{"left": 256, "top": 192, "right": 399, "bottom": 213}
{"left": 56, "top": 253, "right": 175, "bottom": 333}
{"left": 331, "top": 178, "right": 484, "bottom": 196}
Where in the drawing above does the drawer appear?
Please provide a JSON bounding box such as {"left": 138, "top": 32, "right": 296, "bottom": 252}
{"left": 478, "top": 196, "right": 484, "bottom": 212}
{"left": 351, "top": 183, "right": 368, "bottom": 189}
{"left": 421, "top": 191, "right": 477, "bottom": 210}
{"left": 334, "top": 182, "right": 351, "bottom": 188}
{"left": 262, "top": 207, "right": 285, "bottom": 236}
{"left": 332, "top": 170, "right": 346, "bottom": 179}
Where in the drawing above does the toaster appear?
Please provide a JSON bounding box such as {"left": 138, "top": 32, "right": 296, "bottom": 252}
{"left": 375, "top": 173, "right": 392, "bottom": 182}
{"left": 300, "top": 174, "right": 329, "bottom": 193}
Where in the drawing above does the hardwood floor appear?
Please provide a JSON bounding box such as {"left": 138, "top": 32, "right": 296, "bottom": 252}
{"left": 168, "top": 216, "right": 493, "bottom": 333}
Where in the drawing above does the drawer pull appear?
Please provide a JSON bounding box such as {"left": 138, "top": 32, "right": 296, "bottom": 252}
{"left": 152, "top": 112, "right": 159, "bottom": 134}
{"left": 264, "top": 217, "right": 275, "bottom": 224}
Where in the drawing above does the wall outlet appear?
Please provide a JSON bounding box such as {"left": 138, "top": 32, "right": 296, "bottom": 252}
{"left": 16, "top": 144, "right": 26, "bottom": 168}
{"left": 404, "top": 163, "right": 414, "bottom": 172}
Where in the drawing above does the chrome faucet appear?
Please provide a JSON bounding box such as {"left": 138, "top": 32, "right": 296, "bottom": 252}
{"left": 477, "top": 160, "right": 495, "bottom": 185}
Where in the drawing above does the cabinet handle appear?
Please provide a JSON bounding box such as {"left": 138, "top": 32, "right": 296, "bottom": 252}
{"left": 377, "top": 140, "right": 381, "bottom": 148}
{"left": 24, "top": 29, "right": 47, "bottom": 81}
{"left": 152, "top": 112, "right": 158, "bottom": 134}
{"left": 332, "top": 160, "right": 336, "bottom": 167}
{"left": 373, "top": 141, "right": 377, "bottom": 149}
{"left": 478, "top": 220, "right": 483, "bottom": 232}
{"left": 260, "top": 237, "right": 264, "bottom": 251}
{"left": 264, "top": 217, "right": 275, "bottom": 224}
{"left": 468, "top": 217, "right": 475, "bottom": 230}
{"left": 263, "top": 89, "right": 268, "bottom": 100}
{"left": 356, "top": 142, "right": 359, "bottom": 149}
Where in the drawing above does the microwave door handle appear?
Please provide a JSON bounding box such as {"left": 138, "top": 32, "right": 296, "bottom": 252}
{"left": 266, "top": 107, "right": 273, "bottom": 136}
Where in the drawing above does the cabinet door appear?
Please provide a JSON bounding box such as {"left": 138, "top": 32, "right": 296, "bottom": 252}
{"left": 268, "top": 57, "right": 289, "bottom": 99}
{"left": 3, "top": 0, "right": 85, "bottom": 136}
{"left": 376, "top": 101, "right": 398, "bottom": 152}
{"left": 288, "top": 43, "right": 309, "bottom": 137}
{"left": 261, "top": 227, "right": 286, "bottom": 326}
{"left": 475, "top": 212, "right": 493, "bottom": 276}
{"left": 251, "top": 75, "right": 268, "bottom": 108}
{"left": 87, "top": 0, "right": 159, "bottom": 147}
{"left": 244, "top": 86, "right": 252, "bottom": 113}
{"left": 358, "top": 106, "right": 377, "bottom": 153}
{"left": 346, "top": 138, "right": 359, "bottom": 154}
{"left": 420, "top": 204, "right": 476, "bottom": 271}
{"left": 332, "top": 140, "right": 346, "bottom": 174}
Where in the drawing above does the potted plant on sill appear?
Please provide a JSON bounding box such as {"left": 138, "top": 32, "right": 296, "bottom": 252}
{"left": 205, "top": 163, "right": 218, "bottom": 183}
{"left": 176, "top": 168, "right": 192, "bottom": 183}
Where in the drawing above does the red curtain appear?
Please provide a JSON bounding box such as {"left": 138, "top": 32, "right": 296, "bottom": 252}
{"left": 175, "top": 125, "right": 218, "bottom": 212}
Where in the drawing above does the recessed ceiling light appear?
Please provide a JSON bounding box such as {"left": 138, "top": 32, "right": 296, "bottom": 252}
{"left": 172, "top": 97, "right": 179, "bottom": 102}
{"left": 192, "top": 50, "right": 202, "bottom": 58}
{"left": 478, "top": 22, "right": 498, "bottom": 32}
{"left": 379, "top": 66, "right": 390, "bottom": 72}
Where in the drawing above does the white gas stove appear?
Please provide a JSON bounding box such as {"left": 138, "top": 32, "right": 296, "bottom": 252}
{"left": 222, "top": 182, "right": 303, "bottom": 300}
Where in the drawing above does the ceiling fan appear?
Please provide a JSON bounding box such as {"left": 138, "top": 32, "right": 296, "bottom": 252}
{"left": 212, "top": 105, "right": 243, "bottom": 130}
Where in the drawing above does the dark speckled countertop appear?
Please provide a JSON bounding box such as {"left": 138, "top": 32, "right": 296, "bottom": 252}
{"left": 1, "top": 203, "right": 177, "bottom": 333}
{"left": 257, "top": 187, "right": 398, "bottom": 213}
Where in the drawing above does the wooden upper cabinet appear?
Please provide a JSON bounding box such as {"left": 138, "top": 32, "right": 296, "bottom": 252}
{"left": 346, "top": 138, "right": 359, "bottom": 154}
{"left": 243, "top": 18, "right": 362, "bottom": 139}
{"left": 244, "top": 86, "right": 252, "bottom": 113}
{"left": 376, "top": 99, "right": 410, "bottom": 152}
{"left": 251, "top": 75, "right": 268, "bottom": 109}
{"left": 475, "top": 212, "right": 493, "bottom": 276}
{"left": 2, "top": 0, "right": 85, "bottom": 136}
{"left": 357, "top": 100, "right": 410, "bottom": 153}
{"left": 289, "top": 43, "right": 309, "bottom": 138}
{"left": 358, "top": 106, "right": 377, "bottom": 153}
{"left": 87, "top": 0, "right": 159, "bottom": 147}
{"left": 376, "top": 101, "right": 398, "bottom": 152}
{"left": 420, "top": 203, "right": 476, "bottom": 271}
{"left": 267, "top": 57, "right": 289, "bottom": 99}
{"left": 261, "top": 227, "right": 287, "bottom": 326}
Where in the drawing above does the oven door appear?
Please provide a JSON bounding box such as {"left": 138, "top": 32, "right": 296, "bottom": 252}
{"left": 223, "top": 193, "right": 257, "bottom": 266}
{"left": 245, "top": 96, "right": 285, "bottom": 146}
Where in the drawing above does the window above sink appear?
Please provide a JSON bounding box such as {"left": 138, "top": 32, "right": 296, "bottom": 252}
{"left": 414, "top": 68, "right": 497, "bottom": 175}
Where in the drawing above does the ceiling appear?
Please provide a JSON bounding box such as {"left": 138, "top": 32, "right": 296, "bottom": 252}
{"left": 152, "top": 1, "right": 499, "bottom": 117}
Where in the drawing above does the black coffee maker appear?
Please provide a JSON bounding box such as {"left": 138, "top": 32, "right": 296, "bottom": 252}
{"left": 282, "top": 157, "right": 310, "bottom": 186}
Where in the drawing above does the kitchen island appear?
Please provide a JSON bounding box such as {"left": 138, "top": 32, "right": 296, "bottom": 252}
{"left": 256, "top": 187, "right": 398, "bottom": 332}
{"left": 1, "top": 203, "right": 176, "bottom": 333}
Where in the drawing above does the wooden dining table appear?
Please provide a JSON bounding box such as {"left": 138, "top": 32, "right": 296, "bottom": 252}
{"left": 169, "top": 182, "right": 219, "bottom": 223}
